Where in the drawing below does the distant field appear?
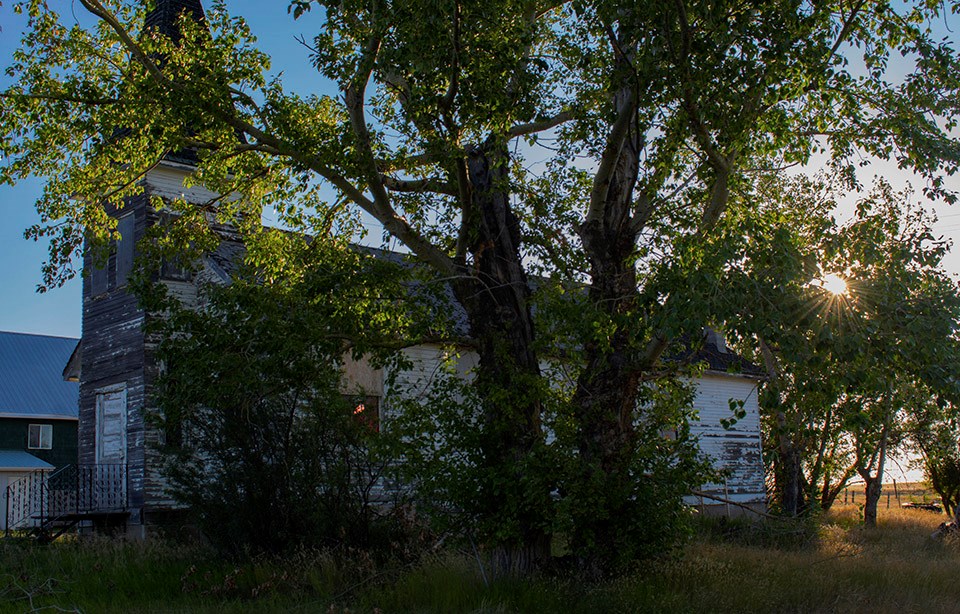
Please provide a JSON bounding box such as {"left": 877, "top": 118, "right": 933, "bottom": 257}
{"left": 1, "top": 504, "right": 959, "bottom": 612}
{"left": 837, "top": 481, "right": 943, "bottom": 509}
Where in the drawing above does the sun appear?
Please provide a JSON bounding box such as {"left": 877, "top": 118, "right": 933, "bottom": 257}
{"left": 819, "top": 273, "right": 848, "bottom": 296}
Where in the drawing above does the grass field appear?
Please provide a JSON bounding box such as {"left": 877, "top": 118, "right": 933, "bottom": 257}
{"left": 1, "top": 504, "right": 958, "bottom": 613}
{"left": 838, "top": 481, "right": 943, "bottom": 509}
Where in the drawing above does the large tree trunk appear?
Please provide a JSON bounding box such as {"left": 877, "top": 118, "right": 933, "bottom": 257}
{"left": 451, "top": 141, "right": 550, "bottom": 574}
{"left": 860, "top": 422, "right": 889, "bottom": 528}
{"left": 568, "top": 76, "right": 646, "bottom": 573}
{"left": 778, "top": 440, "right": 806, "bottom": 516}
{"left": 759, "top": 341, "right": 807, "bottom": 516}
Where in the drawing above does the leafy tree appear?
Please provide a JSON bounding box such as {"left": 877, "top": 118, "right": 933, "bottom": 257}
{"left": 909, "top": 390, "right": 960, "bottom": 520}
{"left": 921, "top": 430, "right": 960, "bottom": 521}
{"left": 3, "top": 0, "right": 960, "bottom": 571}
{"left": 722, "top": 176, "right": 960, "bottom": 524}
{"left": 138, "top": 235, "right": 423, "bottom": 554}
{"left": 831, "top": 184, "right": 960, "bottom": 526}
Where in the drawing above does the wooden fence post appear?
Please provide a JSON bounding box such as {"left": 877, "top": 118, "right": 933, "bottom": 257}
{"left": 724, "top": 480, "right": 730, "bottom": 518}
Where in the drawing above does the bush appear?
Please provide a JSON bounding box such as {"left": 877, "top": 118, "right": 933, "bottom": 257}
{"left": 142, "top": 237, "right": 420, "bottom": 555}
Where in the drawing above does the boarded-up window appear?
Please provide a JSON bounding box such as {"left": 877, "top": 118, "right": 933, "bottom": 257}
{"left": 27, "top": 424, "right": 53, "bottom": 450}
{"left": 161, "top": 256, "right": 193, "bottom": 282}
{"left": 116, "top": 213, "right": 135, "bottom": 287}
{"left": 90, "top": 252, "right": 108, "bottom": 295}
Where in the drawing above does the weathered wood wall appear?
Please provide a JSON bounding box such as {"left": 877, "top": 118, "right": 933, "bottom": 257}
{"left": 689, "top": 373, "right": 766, "bottom": 509}
{"left": 386, "top": 344, "right": 766, "bottom": 508}
{"left": 79, "top": 193, "right": 149, "bottom": 522}
{"left": 80, "top": 163, "right": 231, "bottom": 524}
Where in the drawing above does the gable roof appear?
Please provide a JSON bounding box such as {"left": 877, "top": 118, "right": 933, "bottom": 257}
{"left": 0, "top": 332, "right": 79, "bottom": 420}
{"left": 687, "top": 330, "right": 766, "bottom": 379}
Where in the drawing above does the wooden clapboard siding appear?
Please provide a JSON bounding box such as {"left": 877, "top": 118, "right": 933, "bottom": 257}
{"left": 79, "top": 193, "right": 150, "bottom": 519}
{"left": 79, "top": 165, "right": 227, "bottom": 521}
{"left": 690, "top": 373, "right": 765, "bottom": 504}
{"left": 385, "top": 344, "right": 454, "bottom": 406}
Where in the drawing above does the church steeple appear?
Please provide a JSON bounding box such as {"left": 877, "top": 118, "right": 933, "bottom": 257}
{"left": 144, "top": 0, "right": 205, "bottom": 42}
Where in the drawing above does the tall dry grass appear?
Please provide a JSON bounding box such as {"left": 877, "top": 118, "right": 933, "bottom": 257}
{"left": 623, "top": 505, "right": 960, "bottom": 613}
{"left": 2, "top": 505, "right": 959, "bottom": 612}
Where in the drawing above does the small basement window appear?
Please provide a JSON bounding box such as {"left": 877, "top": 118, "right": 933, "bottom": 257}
{"left": 28, "top": 424, "right": 53, "bottom": 450}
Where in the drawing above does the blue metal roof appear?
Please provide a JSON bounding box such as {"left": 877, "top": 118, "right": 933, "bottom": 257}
{"left": 0, "top": 332, "right": 79, "bottom": 420}
{"left": 0, "top": 450, "right": 54, "bottom": 471}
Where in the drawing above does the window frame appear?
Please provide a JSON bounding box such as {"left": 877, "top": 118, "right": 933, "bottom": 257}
{"left": 27, "top": 424, "right": 53, "bottom": 450}
{"left": 346, "top": 395, "right": 381, "bottom": 433}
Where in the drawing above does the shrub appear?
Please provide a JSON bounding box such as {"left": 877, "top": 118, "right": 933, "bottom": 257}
{"left": 142, "top": 237, "right": 420, "bottom": 555}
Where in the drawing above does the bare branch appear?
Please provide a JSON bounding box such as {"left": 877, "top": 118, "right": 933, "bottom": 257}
{"left": 381, "top": 174, "right": 458, "bottom": 195}
{"left": 507, "top": 110, "right": 573, "bottom": 138}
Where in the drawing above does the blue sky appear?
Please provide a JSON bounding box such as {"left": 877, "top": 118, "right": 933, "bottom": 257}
{"left": 0, "top": 1, "right": 329, "bottom": 337}
{"left": 0, "top": 2, "right": 958, "bottom": 339}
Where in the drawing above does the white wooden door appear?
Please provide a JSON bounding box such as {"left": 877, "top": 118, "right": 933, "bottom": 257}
{"left": 96, "top": 387, "right": 127, "bottom": 464}
{"left": 95, "top": 386, "right": 127, "bottom": 509}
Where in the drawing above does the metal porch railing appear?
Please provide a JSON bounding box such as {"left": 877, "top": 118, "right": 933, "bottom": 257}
{"left": 4, "top": 463, "right": 127, "bottom": 538}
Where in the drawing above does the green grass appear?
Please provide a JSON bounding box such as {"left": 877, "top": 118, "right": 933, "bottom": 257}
{"left": 2, "top": 506, "right": 959, "bottom": 613}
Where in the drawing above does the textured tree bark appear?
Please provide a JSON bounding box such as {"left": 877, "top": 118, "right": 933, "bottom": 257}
{"left": 574, "top": 138, "right": 642, "bottom": 473}
{"left": 568, "top": 77, "right": 646, "bottom": 573}
{"left": 862, "top": 475, "right": 882, "bottom": 527}
{"left": 452, "top": 141, "right": 549, "bottom": 574}
{"left": 860, "top": 421, "right": 889, "bottom": 528}
{"left": 759, "top": 342, "right": 807, "bottom": 517}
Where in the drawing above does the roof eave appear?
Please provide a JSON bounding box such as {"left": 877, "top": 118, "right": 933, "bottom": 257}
{"left": 0, "top": 413, "right": 79, "bottom": 421}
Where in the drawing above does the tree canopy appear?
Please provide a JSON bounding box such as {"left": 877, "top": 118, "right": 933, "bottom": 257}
{"left": 3, "top": 0, "right": 960, "bottom": 571}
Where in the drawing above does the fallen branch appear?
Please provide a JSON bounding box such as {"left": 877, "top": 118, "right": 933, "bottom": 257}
{"left": 931, "top": 520, "right": 959, "bottom": 541}
{"left": 691, "top": 490, "right": 782, "bottom": 521}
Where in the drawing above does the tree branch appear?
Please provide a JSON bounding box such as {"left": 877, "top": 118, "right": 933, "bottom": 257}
{"left": 78, "top": 0, "right": 456, "bottom": 277}
{"left": 381, "top": 174, "right": 457, "bottom": 195}
{"left": 507, "top": 110, "right": 573, "bottom": 138}
{"left": 585, "top": 89, "right": 636, "bottom": 225}
{"left": 77, "top": 0, "right": 168, "bottom": 85}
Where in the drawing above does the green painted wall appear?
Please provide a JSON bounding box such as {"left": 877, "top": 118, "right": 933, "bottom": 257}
{"left": 0, "top": 418, "right": 78, "bottom": 469}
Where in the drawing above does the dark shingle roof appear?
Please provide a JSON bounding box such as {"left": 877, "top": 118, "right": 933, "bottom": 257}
{"left": 0, "top": 332, "right": 79, "bottom": 420}
{"left": 671, "top": 330, "right": 766, "bottom": 379}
